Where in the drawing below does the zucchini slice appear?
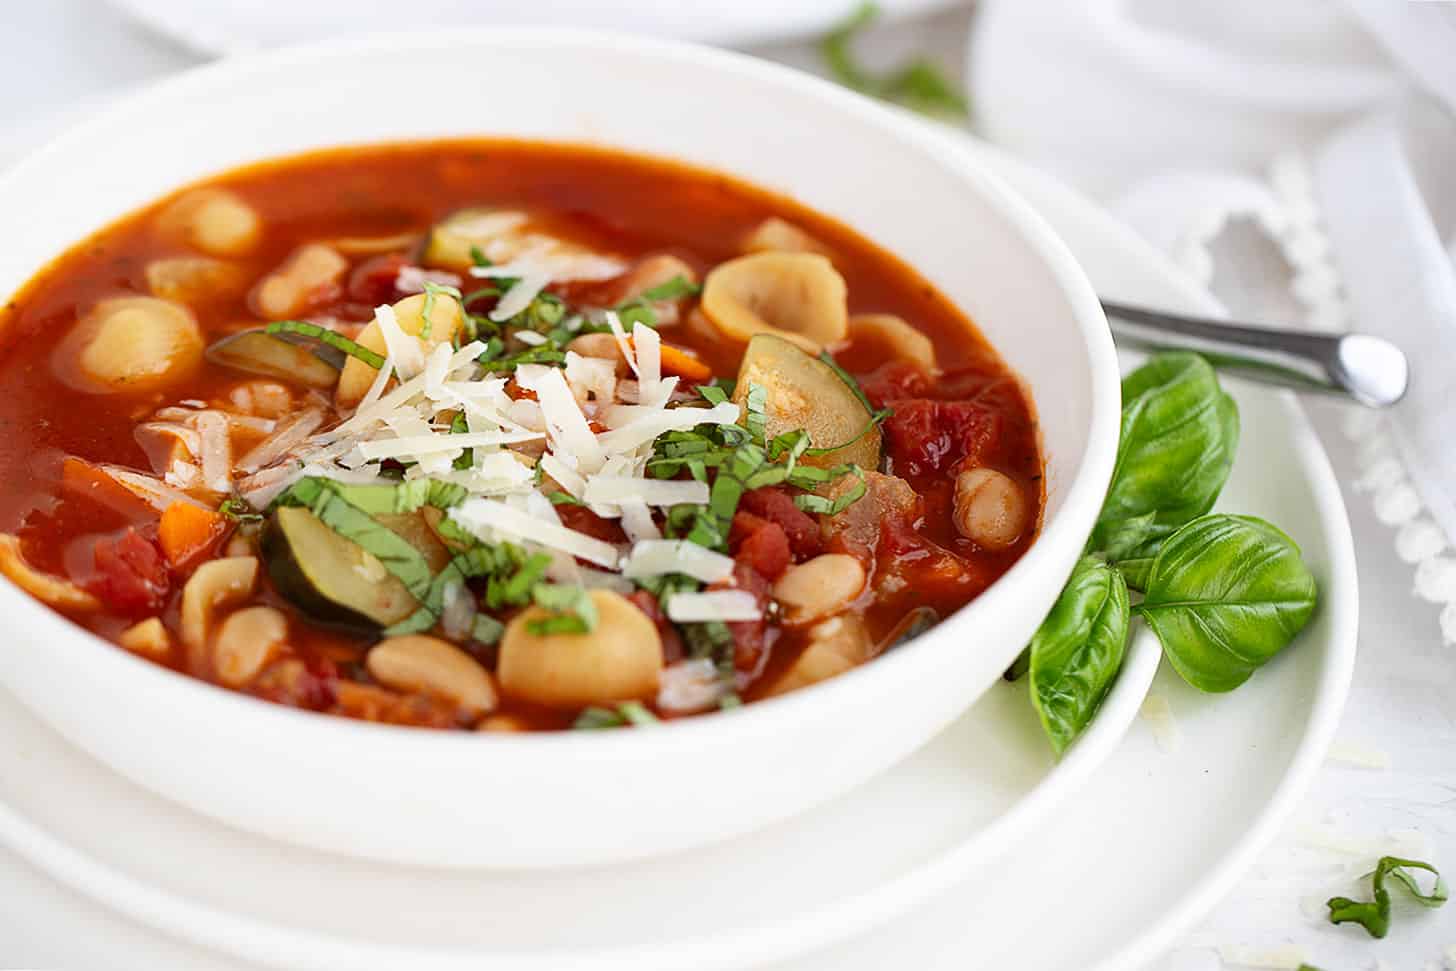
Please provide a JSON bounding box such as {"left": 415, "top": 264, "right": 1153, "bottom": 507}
{"left": 207, "top": 331, "right": 340, "bottom": 389}
{"left": 263, "top": 506, "right": 417, "bottom": 629}
{"left": 732, "top": 334, "right": 881, "bottom": 470}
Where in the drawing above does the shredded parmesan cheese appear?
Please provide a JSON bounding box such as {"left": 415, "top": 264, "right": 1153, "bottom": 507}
{"left": 622, "top": 540, "right": 736, "bottom": 584}
{"left": 451, "top": 498, "right": 621, "bottom": 569}
{"left": 666, "top": 590, "right": 760, "bottom": 623}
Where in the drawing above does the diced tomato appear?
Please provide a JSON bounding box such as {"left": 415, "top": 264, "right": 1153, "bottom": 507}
{"left": 729, "top": 512, "right": 791, "bottom": 580}
{"left": 739, "top": 487, "right": 821, "bottom": 558}
{"left": 880, "top": 399, "right": 1000, "bottom": 478}
{"left": 859, "top": 361, "right": 931, "bottom": 408}
{"left": 87, "top": 528, "right": 170, "bottom": 615}
{"left": 555, "top": 503, "right": 628, "bottom": 545}
{"left": 346, "top": 252, "right": 409, "bottom": 305}
{"left": 627, "top": 589, "right": 685, "bottom": 665}
{"left": 709, "top": 561, "right": 778, "bottom": 678}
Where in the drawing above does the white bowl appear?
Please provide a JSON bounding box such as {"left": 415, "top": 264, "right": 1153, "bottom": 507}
{"left": 0, "top": 30, "right": 1120, "bottom": 868}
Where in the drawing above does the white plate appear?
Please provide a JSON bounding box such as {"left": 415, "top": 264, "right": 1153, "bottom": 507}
{"left": 103, "top": 0, "right": 962, "bottom": 53}
{"left": 0, "top": 134, "right": 1356, "bottom": 971}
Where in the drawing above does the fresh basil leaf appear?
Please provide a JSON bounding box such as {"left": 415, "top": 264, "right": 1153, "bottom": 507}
{"left": 1326, "top": 856, "right": 1448, "bottom": 939}
{"left": 1090, "top": 352, "right": 1239, "bottom": 558}
{"left": 266, "top": 320, "right": 386, "bottom": 370}
{"left": 1112, "top": 554, "right": 1156, "bottom": 592}
{"left": 1027, "top": 556, "right": 1131, "bottom": 754}
{"left": 1136, "top": 514, "right": 1317, "bottom": 692}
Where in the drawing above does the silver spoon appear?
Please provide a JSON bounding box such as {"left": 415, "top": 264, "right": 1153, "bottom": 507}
{"left": 1101, "top": 299, "right": 1410, "bottom": 408}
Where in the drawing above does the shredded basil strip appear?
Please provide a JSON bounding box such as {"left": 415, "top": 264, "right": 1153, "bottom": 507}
{"left": 486, "top": 552, "right": 552, "bottom": 610}
{"left": 527, "top": 583, "right": 598, "bottom": 636}
{"left": 573, "top": 701, "right": 660, "bottom": 730}
{"left": 449, "top": 412, "right": 474, "bottom": 471}
{"left": 266, "top": 320, "right": 386, "bottom": 370}
{"left": 695, "top": 384, "right": 729, "bottom": 406}
{"left": 272, "top": 478, "right": 433, "bottom": 600}
{"left": 1326, "top": 856, "right": 1448, "bottom": 939}
{"left": 217, "top": 497, "right": 262, "bottom": 523}
{"left": 471, "top": 613, "right": 505, "bottom": 646}
{"left": 637, "top": 275, "right": 701, "bottom": 303}
{"left": 419, "top": 280, "right": 462, "bottom": 341}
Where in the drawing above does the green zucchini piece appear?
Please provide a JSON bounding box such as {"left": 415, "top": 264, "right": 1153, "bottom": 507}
{"left": 207, "top": 330, "right": 341, "bottom": 389}
{"left": 263, "top": 506, "right": 418, "bottom": 629}
{"left": 423, "top": 207, "right": 519, "bottom": 270}
{"left": 732, "top": 333, "right": 881, "bottom": 470}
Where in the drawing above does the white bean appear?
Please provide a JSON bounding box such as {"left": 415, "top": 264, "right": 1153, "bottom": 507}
{"left": 145, "top": 256, "right": 247, "bottom": 305}
{"left": 952, "top": 468, "right": 1028, "bottom": 551}
{"left": 772, "top": 553, "right": 866, "bottom": 624}
{"left": 159, "top": 188, "right": 261, "bottom": 257}
{"left": 71, "top": 297, "right": 203, "bottom": 394}
{"left": 366, "top": 635, "right": 497, "bottom": 718}
{"left": 253, "top": 243, "right": 349, "bottom": 320}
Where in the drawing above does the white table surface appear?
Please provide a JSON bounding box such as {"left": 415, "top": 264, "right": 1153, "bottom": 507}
{"left": 2, "top": 3, "right": 1453, "bottom": 969}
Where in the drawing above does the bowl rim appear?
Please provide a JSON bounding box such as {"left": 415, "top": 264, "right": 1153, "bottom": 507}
{"left": 0, "top": 26, "right": 1121, "bottom": 753}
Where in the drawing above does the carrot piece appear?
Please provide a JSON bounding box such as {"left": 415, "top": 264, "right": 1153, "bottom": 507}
{"left": 657, "top": 343, "right": 713, "bottom": 383}
{"left": 61, "top": 457, "right": 156, "bottom": 521}
{"left": 158, "top": 502, "right": 229, "bottom": 570}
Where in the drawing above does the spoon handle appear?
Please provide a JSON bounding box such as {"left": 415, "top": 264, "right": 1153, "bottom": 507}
{"left": 1100, "top": 300, "right": 1409, "bottom": 408}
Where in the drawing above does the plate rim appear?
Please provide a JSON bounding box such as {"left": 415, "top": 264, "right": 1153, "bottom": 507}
{"left": 953, "top": 138, "right": 1361, "bottom": 970}
{"left": 100, "top": 0, "right": 964, "bottom": 54}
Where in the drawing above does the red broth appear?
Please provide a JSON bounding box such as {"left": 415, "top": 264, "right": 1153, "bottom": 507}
{"left": 0, "top": 140, "right": 1041, "bottom": 730}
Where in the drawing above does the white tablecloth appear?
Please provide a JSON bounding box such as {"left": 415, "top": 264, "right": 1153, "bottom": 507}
{"left": 3, "top": 3, "right": 1453, "bottom": 969}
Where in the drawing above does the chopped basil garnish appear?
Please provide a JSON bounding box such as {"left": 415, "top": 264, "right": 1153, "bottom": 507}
{"left": 266, "top": 320, "right": 386, "bottom": 370}
{"left": 1326, "top": 856, "right": 1448, "bottom": 938}
{"left": 527, "top": 583, "right": 598, "bottom": 636}
{"left": 419, "top": 280, "right": 462, "bottom": 341}
{"left": 638, "top": 275, "right": 701, "bottom": 303}
{"left": 217, "top": 497, "right": 262, "bottom": 523}
{"left": 572, "top": 702, "right": 659, "bottom": 730}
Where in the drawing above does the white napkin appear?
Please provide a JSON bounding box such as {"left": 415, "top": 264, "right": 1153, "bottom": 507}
{"left": 973, "top": 0, "right": 1456, "bottom": 641}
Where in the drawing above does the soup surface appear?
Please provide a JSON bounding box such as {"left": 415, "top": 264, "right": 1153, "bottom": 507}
{"left": 0, "top": 140, "right": 1041, "bottom": 731}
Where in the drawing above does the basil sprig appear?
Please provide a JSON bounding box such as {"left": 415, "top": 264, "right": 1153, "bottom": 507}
{"left": 1019, "top": 353, "right": 1318, "bottom": 754}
